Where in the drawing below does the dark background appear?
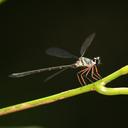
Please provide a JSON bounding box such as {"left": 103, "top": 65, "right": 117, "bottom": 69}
{"left": 0, "top": 1, "right": 128, "bottom": 128}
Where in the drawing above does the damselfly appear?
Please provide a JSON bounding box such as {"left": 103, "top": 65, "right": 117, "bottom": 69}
{"left": 9, "top": 33, "right": 101, "bottom": 85}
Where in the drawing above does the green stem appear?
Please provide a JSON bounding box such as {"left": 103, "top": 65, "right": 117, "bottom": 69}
{"left": 0, "top": 65, "right": 128, "bottom": 116}
{"left": 95, "top": 65, "right": 128, "bottom": 95}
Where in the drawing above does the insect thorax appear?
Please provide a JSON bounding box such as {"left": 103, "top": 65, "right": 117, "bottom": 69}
{"left": 75, "top": 57, "right": 95, "bottom": 68}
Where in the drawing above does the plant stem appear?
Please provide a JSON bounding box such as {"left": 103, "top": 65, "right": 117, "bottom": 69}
{"left": 0, "top": 65, "right": 128, "bottom": 116}
{"left": 0, "top": 84, "right": 94, "bottom": 116}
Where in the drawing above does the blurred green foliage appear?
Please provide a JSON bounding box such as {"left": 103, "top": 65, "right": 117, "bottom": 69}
{"left": 0, "top": 0, "right": 6, "bottom": 4}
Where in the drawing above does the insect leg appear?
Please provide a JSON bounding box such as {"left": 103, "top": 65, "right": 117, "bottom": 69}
{"left": 77, "top": 68, "right": 87, "bottom": 85}
{"left": 80, "top": 68, "right": 88, "bottom": 85}
{"left": 85, "top": 66, "right": 93, "bottom": 83}
{"left": 77, "top": 71, "right": 83, "bottom": 86}
{"left": 94, "top": 65, "right": 102, "bottom": 79}
{"left": 91, "top": 66, "right": 99, "bottom": 81}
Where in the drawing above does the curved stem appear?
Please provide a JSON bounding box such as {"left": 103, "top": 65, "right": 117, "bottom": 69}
{"left": 0, "top": 65, "right": 128, "bottom": 116}
{"left": 95, "top": 65, "right": 128, "bottom": 95}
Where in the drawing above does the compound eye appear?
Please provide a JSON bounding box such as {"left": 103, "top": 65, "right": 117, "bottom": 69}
{"left": 93, "top": 57, "right": 101, "bottom": 65}
{"left": 97, "top": 57, "right": 100, "bottom": 60}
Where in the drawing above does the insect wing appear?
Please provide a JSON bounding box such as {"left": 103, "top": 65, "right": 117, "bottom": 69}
{"left": 80, "top": 33, "right": 96, "bottom": 57}
{"left": 46, "top": 47, "right": 77, "bottom": 59}
{"left": 44, "top": 68, "right": 68, "bottom": 82}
